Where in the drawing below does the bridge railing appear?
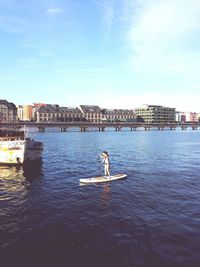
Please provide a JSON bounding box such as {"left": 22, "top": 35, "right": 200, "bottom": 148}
{"left": 1, "top": 121, "right": 200, "bottom": 128}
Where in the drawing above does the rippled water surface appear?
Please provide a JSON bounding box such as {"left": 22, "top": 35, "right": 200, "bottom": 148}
{"left": 1, "top": 129, "right": 200, "bottom": 266}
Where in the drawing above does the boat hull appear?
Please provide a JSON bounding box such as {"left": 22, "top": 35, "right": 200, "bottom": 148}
{"left": 0, "top": 139, "right": 43, "bottom": 164}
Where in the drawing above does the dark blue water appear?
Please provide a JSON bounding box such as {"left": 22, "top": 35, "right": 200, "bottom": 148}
{"left": 1, "top": 129, "right": 200, "bottom": 267}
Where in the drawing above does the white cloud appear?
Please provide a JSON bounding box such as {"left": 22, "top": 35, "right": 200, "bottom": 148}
{"left": 46, "top": 7, "right": 63, "bottom": 14}
{"left": 123, "top": 0, "right": 200, "bottom": 77}
{"left": 84, "top": 90, "right": 200, "bottom": 112}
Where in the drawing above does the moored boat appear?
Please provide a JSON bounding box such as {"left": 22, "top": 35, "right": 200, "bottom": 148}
{"left": 0, "top": 129, "right": 43, "bottom": 164}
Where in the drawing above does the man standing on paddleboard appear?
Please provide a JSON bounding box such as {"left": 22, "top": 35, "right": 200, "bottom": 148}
{"left": 100, "top": 151, "right": 111, "bottom": 178}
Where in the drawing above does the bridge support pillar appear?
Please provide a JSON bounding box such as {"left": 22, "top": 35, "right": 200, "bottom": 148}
{"left": 98, "top": 127, "right": 105, "bottom": 131}
{"left": 130, "top": 127, "right": 136, "bottom": 131}
{"left": 115, "top": 127, "right": 121, "bottom": 131}
{"left": 38, "top": 127, "right": 45, "bottom": 132}
{"left": 61, "top": 128, "right": 67, "bottom": 132}
{"left": 80, "top": 127, "right": 87, "bottom": 132}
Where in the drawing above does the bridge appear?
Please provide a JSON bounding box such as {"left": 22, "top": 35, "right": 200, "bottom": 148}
{"left": 1, "top": 121, "right": 200, "bottom": 132}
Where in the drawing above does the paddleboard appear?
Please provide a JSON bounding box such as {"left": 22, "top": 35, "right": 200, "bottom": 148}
{"left": 79, "top": 173, "right": 127, "bottom": 184}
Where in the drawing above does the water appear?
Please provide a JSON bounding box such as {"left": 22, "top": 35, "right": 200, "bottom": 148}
{"left": 0, "top": 129, "right": 200, "bottom": 266}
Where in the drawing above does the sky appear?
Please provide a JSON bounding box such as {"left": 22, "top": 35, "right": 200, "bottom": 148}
{"left": 0, "top": 0, "right": 200, "bottom": 112}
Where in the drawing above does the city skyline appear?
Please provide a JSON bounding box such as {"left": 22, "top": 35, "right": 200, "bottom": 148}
{"left": 3, "top": 99, "right": 200, "bottom": 114}
{"left": 1, "top": 0, "right": 200, "bottom": 112}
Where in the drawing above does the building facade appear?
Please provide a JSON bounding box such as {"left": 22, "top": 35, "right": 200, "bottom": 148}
{"left": 17, "top": 105, "right": 24, "bottom": 121}
{"left": 101, "top": 108, "right": 135, "bottom": 122}
{"left": 33, "top": 103, "right": 47, "bottom": 121}
{"left": 23, "top": 105, "right": 33, "bottom": 121}
{"left": 0, "top": 99, "right": 17, "bottom": 122}
{"left": 135, "top": 105, "right": 176, "bottom": 123}
{"left": 17, "top": 105, "right": 33, "bottom": 121}
{"left": 35, "top": 105, "right": 85, "bottom": 122}
{"left": 180, "top": 112, "right": 199, "bottom": 123}
{"left": 80, "top": 105, "right": 135, "bottom": 123}
{"left": 79, "top": 105, "right": 101, "bottom": 122}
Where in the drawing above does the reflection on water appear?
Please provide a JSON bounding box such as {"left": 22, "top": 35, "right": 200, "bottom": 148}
{"left": 101, "top": 183, "right": 111, "bottom": 203}
{"left": 0, "top": 162, "right": 43, "bottom": 201}
{"left": 22, "top": 161, "right": 43, "bottom": 179}
{"left": 0, "top": 162, "right": 44, "bottom": 250}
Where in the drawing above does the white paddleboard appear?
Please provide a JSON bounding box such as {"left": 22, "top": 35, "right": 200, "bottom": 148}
{"left": 79, "top": 173, "right": 127, "bottom": 184}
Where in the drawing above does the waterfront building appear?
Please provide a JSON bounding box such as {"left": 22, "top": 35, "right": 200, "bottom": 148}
{"left": 175, "top": 111, "right": 182, "bottom": 123}
{"left": 190, "top": 113, "right": 198, "bottom": 122}
{"left": 80, "top": 105, "right": 136, "bottom": 122}
{"left": 17, "top": 105, "right": 24, "bottom": 121}
{"left": 79, "top": 105, "right": 102, "bottom": 122}
{"left": 23, "top": 105, "right": 33, "bottom": 121}
{"left": 33, "top": 103, "right": 47, "bottom": 121}
{"left": 135, "top": 105, "right": 176, "bottom": 123}
{"left": 198, "top": 113, "right": 200, "bottom": 122}
{"left": 35, "top": 105, "right": 85, "bottom": 122}
{"left": 181, "top": 112, "right": 199, "bottom": 122}
{"left": 0, "top": 99, "right": 17, "bottom": 122}
{"left": 33, "top": 103, "right": 47, "bottom": 112}
{"left": 101, "top": 108, "right": 135, "bottom": 122}
{"left": 17, "top": 105, "right": 33, "bottom": 121}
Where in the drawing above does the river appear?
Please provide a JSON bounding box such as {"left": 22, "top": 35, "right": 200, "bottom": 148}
{"left": 0, "top": 129, "right": 200, "bottom": 266}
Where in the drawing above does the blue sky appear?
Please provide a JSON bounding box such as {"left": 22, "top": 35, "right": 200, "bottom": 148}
{"left": 1, "top": 0, "right": 200, "bottom": 111}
